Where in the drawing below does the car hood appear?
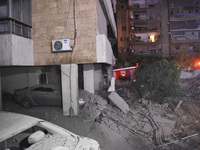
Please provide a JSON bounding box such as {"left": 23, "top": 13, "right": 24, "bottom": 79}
{"left": 0, "top": 112, "right": 100, "bottom": 150}
{"left": 74, "top": 136, "right": 100, "bottom": 150}
{"left": 0, "top": 111, "right": 41, "bottom": 142}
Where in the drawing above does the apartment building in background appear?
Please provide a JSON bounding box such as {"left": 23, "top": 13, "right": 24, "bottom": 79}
{"left": 169, "top": 0, "right": 200, "bottom": 56}
{"left": 0, "top": 0, "right": 117, "bottom": 115}
{"left": 116, "top": 0, "right": 200, "bottom": 59}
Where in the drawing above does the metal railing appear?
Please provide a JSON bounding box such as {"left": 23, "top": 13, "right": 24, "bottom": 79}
{"left": 0, "top": 19, "right": 32, "bottom": 38}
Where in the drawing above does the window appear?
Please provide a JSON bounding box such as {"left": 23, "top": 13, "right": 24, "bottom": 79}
{"left": 0, "top": 1, "right": 8, "bottom": 18}
{"left": 121, "top": 5, "right": 126, "bottom": 9}
{"left": 175, "top": 46, "right": 180, "bottom": 51}
{"left": 189, "top": 45, "right": 194, "bottom": 52}
{"left": 173, "top": 31, "right": 185, "bottom": 36}
{"left": 134, "top": 15, "right": 139, "bottom": 20}
{"left": 134, "top": 4, "right": 139, "bottom": 8}
{"left": 120, "top": 37, "right": 126, "bottom": 42}
{"left": 0, "top": 0, "right": 32, "bottom": 38}
{"left": 122, "top": 26, "right": 126, "bottom": 31}
{"left": 130, "top": 34, "right": 134, "bottom": 40}
{"left": 150, "top": 50, "right": 156, "bottom": 54}
{"left": 121, "top": 16, "right": 125, "bottom": 22}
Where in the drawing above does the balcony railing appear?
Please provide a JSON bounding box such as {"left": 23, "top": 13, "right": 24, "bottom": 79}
{"left": 0, "top": 19, "right": 32, "bottom": 38}
{"left": 134, "top": 49, "right": 162, "bottom": 55}
{"left": 133, "top": 27, "right": 160, "bottom": 32}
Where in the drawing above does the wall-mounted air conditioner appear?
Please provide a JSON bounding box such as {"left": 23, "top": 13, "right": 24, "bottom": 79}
{"left": 52, "top": 39, "right": 72, "bottom": 52}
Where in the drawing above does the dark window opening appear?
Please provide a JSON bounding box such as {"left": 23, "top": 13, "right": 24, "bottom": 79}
{"left": 121, "top": 5, "right": 126, "bottom": 9}
{"left": 121, "top": 16, "right": 125, "bottom": 22}
{"left": 122, "top": 26, "right": 126, "bottom": 31}
{"left": 175, "top": 46, "right": 180, "bottom": 51}
{"left": 134, "top": 4, "right": 139, "bottom": 8}
{"left": 149, "top": 5, "right": 154, "bottom": 8}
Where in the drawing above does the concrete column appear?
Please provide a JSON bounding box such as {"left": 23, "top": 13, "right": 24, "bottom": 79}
{"left": 83, "top": 64, "right": 95, "bottom": 94}
{"left": 61, "top": 64, "right": 79, "bottom": 116}
{"left": 160, "top": 0, "right": 170, "bottom": 56}
{"left": 0, "top": 68, "right": 2, "bottom": 110}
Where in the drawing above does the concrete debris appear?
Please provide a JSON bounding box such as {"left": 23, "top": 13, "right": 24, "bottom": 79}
{"left": 180, "top": 74, "right": 200, "bottom": 100}
{"left": 108, "top": 92, "right": 130, "bottom": 114}
{"left": 108, "top": 77, "right": 115, "bottom": 92}
{"left": 81, "top": 90, "right": 179, "bottom": 146}
{"left": 80, "top": 71, "right": 200, "bottom": 149}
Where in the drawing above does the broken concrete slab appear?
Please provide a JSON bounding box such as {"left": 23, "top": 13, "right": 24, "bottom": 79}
{"left": 108, "top": 77, "right": 115, "bottom": 92}
{"left": 108, "top": 92, "right": 130, "bottom": 114}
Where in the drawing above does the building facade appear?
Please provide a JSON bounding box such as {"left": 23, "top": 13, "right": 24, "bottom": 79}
{"left": 116, "top": 0, "right": 200, "bottom": 59}
{"left": 169, "top": 0, "right": 200, "bottom": 56}
{"left": 0, "top": 0, "right": 117, "bottom": 115}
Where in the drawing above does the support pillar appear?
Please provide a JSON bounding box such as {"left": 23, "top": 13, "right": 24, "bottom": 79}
{"left": 0, "top": 68, "right": 2, "bottom": 110}
{"left": 83, "top": 64, "right": 95, "bottom": 94}
{"left": 61, "top": 64, "right": 79, "bottom": 116}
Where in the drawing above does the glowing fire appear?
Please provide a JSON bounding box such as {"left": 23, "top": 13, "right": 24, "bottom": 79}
{"left": 194, "top": 59, "right": 200, "bottom": 68}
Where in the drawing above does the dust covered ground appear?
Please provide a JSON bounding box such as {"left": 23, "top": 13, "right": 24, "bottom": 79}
{"left": 2, "top": 69, "right": 200, "bottom": 150}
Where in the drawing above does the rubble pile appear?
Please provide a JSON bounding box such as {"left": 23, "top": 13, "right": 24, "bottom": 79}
{"left": 80, "top": 90, "right": 195, "bottom": 149}
{"left": 180, "top": 74, "right": 200, "bottom": 100}
{"left": 80, "top": 71, "right": 200, "bottom": 149}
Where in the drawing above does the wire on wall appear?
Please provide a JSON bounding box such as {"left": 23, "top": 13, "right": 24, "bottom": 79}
{"left": 53, "top": 0, "right": 77, "bottom": 116}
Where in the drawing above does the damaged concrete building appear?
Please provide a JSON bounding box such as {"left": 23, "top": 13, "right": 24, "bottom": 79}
{"left": 0, "top": 0, "right": 117, "bottom": 115}
{"left": 116, "top": 0, "right": 200, "bottom": 58}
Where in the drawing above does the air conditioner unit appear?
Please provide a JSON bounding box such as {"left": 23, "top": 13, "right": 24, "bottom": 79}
{"left": 52, "top": 39, "right": 72, "bottom": 52}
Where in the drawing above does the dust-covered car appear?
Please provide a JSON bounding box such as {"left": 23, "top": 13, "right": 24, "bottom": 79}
{"left": 0, "top": 111, "right": 100, "bottom": 150}
{"left": 13, "top": 84, "right": 62, "bottom": 108}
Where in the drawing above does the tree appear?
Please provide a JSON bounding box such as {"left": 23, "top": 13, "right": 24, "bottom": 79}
{"left": 134, "top": 59, "right": 181, "bottom": 103}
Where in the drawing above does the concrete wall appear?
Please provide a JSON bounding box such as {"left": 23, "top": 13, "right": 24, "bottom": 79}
{"left": 1, "top": 67, "right": 33, "bottom": 94}
{"left": 0, "top": 34, "right": 33, "bottom": 66}
{"left": 32, "top": 0, "right": 98, "bottom": 65}
{"left": 83, "top": 64, "right": 95, "bottom": 94}
{"left": 94, "top": 64, "right": 104, "bottom": 92}
{"left": 0, "top": 69, "right": 2, "bottom": 110}
{"left": 96, "top": 34, "right": 115, "bottom": 65}
{"left": 61, "top": 64, "right": 79, "bottom": 116}
{"left": 1, "top": 66, "right": 60, "bottom": 94}
{"left": 83, "top": 63, "right": 105, "bottom": 94}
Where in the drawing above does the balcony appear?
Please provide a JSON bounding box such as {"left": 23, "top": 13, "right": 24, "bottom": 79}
{"left": 0, "top": 19, "right": 32, "bottom": 38}
{"left": 132, "top": 26, "right": 160, "bottom": 33}
{"left": 134, "top": 49, "right": 162, "bottom": 56}
{"left": 0, "top": 20, "right": 33, "bottom": 66}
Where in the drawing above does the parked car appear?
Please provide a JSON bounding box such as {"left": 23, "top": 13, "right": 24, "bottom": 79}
{"left": 0, "top": 111, "right": 100, "bottom": 150}
{"left": 13, "top": 84, "right": 62, "bottom": 108}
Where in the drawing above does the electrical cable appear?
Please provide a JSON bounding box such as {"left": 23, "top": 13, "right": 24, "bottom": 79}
{"left": 69, "top": 0, "right": 77, "bottom": 115}
{"left": 52, "top": 0, "right": 77, "bottom": 116}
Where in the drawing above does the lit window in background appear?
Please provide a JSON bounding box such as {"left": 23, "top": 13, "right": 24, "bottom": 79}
{"left": 150, "top": 35, "right": 155, "bottom": 42}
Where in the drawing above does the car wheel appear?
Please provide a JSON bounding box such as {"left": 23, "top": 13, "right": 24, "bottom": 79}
{"left": 22, "top": 98, "right": 32, "bottom": 108}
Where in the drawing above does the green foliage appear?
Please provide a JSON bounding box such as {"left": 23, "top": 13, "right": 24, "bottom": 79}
{"left": 134, "top": 59, "right": 181, "bottom": 103}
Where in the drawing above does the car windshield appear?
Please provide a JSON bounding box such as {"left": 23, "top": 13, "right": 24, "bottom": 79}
{"left": 0, "top": 121, "right": 77, "bottom": 150}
